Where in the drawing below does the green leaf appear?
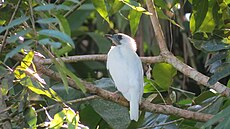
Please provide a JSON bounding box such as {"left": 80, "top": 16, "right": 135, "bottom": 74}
{"left": 91, "top": 0, "right": 112, "bottom": 27}
{"left": 34, "top": 4, "right": 70, "bottom": 11}
{"left": 4, "top": 40, "right": 33, "bottom": 62}
{"left": 152, "top": 63, "right": 177, "bottom": 90}
{"left": 38, "top": 38, "right": 62, "bottom": 48}
{"left": 208, "top": 63, "right": 230, "bottom": 85}
{"left": 24, "top": 107, "right": 37, "bottom": 127}
{"left": 0, "top": 16, "right": 29, "bottom": 33}
{"left": 38, "top": 29, "right": 75, "bottom": 48}
{"left": 190, "top": 0, "right": 208, "bottom": 33}
{"left": 55, "top": 14, "right": 71, "bottom": 36}
{"left": 201, "top": 40, "right": 230, "bottom": 52}
{"left": 36, "top": 18, "right": 58, "bottom": 24}
{"left": 128, "top": 9, "right": 142, "bottom": 36}
{"left": 206, "top": 52, "right": 227, "bottom": 66}
{"left": 21, "top": 51, "right": 34, "bottom": 69}
{"left": 121, "top": 0, "right": 152, "bottom": 15}
{"left": 90, "top": 99, "right": 130, "bottom": 129}
{"left": 202, "top": 105, "right": 230, "bottom": 128}
{"left": 88, "top": 33, "right": 111, "bottom": 53}
{"left": 7, "top": 28, "right": 32, "bottom": 43}
{"left": 50, "top": 109, "right": 66, "bottom": 128}
{"left": 108, "top": 0, "right": 124, "bottom": 14}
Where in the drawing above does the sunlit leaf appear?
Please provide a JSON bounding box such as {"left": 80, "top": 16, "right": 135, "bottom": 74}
{"left": 190, "top": 0, "right": 208, "bottom": 33}
{"left": 108, "top": 0, "right": 124, "bottom": 14}
{"left": 24, "top": 107, "right": 37, "bottom": 127}
{"left": 50, "top": 109, "right": 66, "bottom": 128}
{"left": 152, "top": 63, "right": 177, "bottom": 90}
{"left": 128, "top": 9, "right": 142, "bottom": 36}
{"left": 91, "top": 0, "right": 112, "bottom": 27}
{"left": 4, "top": 40, "right": 33, "bottom": 62}
{"left": 21, "top": 51, "right": 34, "bottom": 70}
{"left": 39, "top": 29, "right": 75, "bottom": 48}
{"left": 121, "top": 0, "right": 152, "bottom": 15}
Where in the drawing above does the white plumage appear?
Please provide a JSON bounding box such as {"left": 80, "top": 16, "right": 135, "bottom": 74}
{"left": 106, "top": 33, "right": 144, "bottom": 121}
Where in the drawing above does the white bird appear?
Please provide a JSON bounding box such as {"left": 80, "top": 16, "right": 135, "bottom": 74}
{"left": 106, "top": 33, "right": 144, "bottom": 121}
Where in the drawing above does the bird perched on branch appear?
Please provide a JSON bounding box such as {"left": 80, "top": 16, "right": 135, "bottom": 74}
{"left": 106, "top": 33, "right": 144, "bottom": 121}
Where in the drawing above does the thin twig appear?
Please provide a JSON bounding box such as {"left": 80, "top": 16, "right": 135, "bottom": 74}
{"left": 0, "top": 0, "right": 22, "bottom": 52}
{"left": 36, "top": 95, "right": 99, "bottom": 113}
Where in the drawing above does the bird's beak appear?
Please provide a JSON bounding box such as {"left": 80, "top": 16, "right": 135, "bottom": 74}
{"left": 105, "top": 34, "right": 119, "bottom": 46}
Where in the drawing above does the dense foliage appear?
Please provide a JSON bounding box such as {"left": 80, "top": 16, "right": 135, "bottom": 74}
{"left": 0, "top": 0, "right": 229, "bottom": 128}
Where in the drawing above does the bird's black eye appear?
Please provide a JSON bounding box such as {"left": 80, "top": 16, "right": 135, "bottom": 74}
{"left": 117, "top": 35, "right": 122, "bottom": 40}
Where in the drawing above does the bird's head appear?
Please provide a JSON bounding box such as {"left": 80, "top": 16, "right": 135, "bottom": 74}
{"left": 105, "top": 33, "right": 137, "bottom": 51}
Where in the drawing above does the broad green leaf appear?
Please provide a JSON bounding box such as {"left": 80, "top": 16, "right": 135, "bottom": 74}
{"left": 201, "top": 40, "right": 230, "bottom": 52}
{"left": 67, "top": 10, "right": 92, "bottom": 32}
{"left": 21, "top": 51, "right": 34, "bottom": 69}
{"left": 38, "top": 29, "right": 75, "bottom": 48}
{"left": 91, "top": 0, "right": 112, "bottom": 27}
{"left": 50, "top": 109, "right": 66, "bottom": 128}
{"left": 90, "top": 99, "right": 130, "bottom": 129}
{"left": 24, "top": 107, "right": 37, "bottom": 127}
{"left": 4, "top": 40, "right": 33, "bottom": 62}
{"left": 206, "top": 52, "right": 227, "bottom": 66}
{"left": 121, "top": 0, "right": 152, "bottom": 15}
{"left": 36, "top": 18, "right": 58, "bottom": 24}
{"left": 0, "top": 16, "right": 29, "bottom": 33}
{"left": 38, "top": 38, "right": 62, "bottom": 48}
{"left": 1, "top": 79, "right": 8, "bottom": 95}
{"left": 108, "top": 0, "right": 125, "bottom": 14}
{"left": 190, "top": 0, "right": 208, "bottom": 33}
{"left": 88, "top": 33, "right": 111, "bottom": 53}
{"left": 154, "top": 0, "right": 169, "bottom": 10}
{"left": 143, "top": 78, "right": 161, "bottom": 93}
{"left": 208, "top": 63, "right": 230, "bottom": 85}
{"left": 66, "top": 108, "right": 79, "bottom": 128}
{"left": 128, "top": 9, "right": 142, "bottom": 36}
{"left": 55, "top": 14, "right": 71, "bottom": 36}
{"left": 152, "top": 63, "right": 177, "bottom": 90}
{"left": 194, "top": 91, "right": 216, "bottom": 104}
{"left": 199, "top": 0, "right": 216, "bottom": 32}
{"left": 28, "top": 86, "right": 62, "bottom": 102}
{"left": 202, "top": 105, "right": 230, "bottom": 128}
{"left": 7, "top": 29, "right": 32, "bottom": 43}
{"left": 34, "top": 4, "right": 70, "bottom": 11}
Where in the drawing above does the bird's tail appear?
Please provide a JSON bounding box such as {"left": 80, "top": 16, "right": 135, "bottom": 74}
{"left": 130, "top": 91, "right": 139, "bottom": 121}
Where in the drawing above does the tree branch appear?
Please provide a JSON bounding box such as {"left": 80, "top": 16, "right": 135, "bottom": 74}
{"left": 145, "top": 0, "right": 230, "bottom": 96}
{"left": 40, "top": 54, "right": 164, "bottom": 65}
{"left": 18, "top": 54, "right": 212, "bottom": 122}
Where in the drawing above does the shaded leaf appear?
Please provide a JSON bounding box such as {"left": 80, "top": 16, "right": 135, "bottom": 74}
{"left": 34, "top": 4, "right": 70, "bottom": 11}
{"left": 7, "top": 29, "right": 32, "bottom": 43}
{"left": 39, "top": 29, "right": 75, "bottom": 48}
{"left": 36, "top": 18, "right": 58, "bottom": 24}
{"left": 88, "top": 33, "right": 111, "bottom": 53}
{"left": 152, "top": 63, "right": 177, "bottom": 90}
{"left": 38, "top": 38, "right": 62, "bottom": 48}
{"left": 0, "top": 16, "right": 29, "bottom": 33}
{"left": 4, "top": 40, "right": 33, "bottom": 62}
{"left": 55, "top": 14, "right": 71, "bottom": 36}
{"left": 208, "top": 63, "right": 230, "bottom": 85}
{"left": 206, "top": 52, "right": 227, "bottom": 66}
{"left": 202, "top": 40, "right": 230, "bottom": 52}
{"left": 90, "top": 99, "right": 130, "bottom": 129}
{"left": 108, "top": 0, "right": 124, "bottom": 14}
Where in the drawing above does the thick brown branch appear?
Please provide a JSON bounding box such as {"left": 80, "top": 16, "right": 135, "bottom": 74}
{"left": 28, "top": 55, "right": 213, "bottom": 122}
{"left": 146, "top": 0, "right": 230, "bottom": 96}
{"left": 40, "top": 54, "right": 164, "bottom": 65}
{"left": 146, "top": 0, "right": 169, "bottom": 53}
